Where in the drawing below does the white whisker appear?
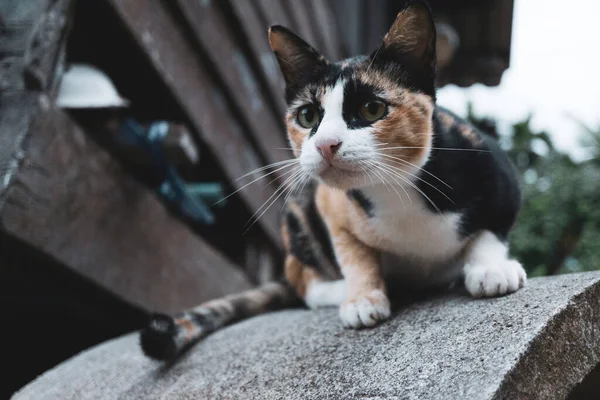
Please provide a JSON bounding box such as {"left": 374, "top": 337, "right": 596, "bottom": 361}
{"left": 358, "top": 163, "right": 376, "bottom": 187}
{"left": 372, "top": 161, "right": 446, "bottom": 219}
{"left": 382, "top": 146, "right": 490, "bottom": 153}
{"left": 236, "top": 158, "right": 299, "bottom": 181}
{"left": 365, "top": 160, "right": 409, "bottom": 207}
{"left": 282, "top": 170, "right": 308, "bottom": 208}
{"left": 214, "top": 161, "right": 299, "bottom": 206}
{"left": 378, "top": 153, "right": 453, "bottom": 190}
{"left": 366, "top": 41, "right": 384, "bottom": 74}
{"left": 376, "top": 156, "right": 455, "bottom": 204}
{"left": 244, "top": 168, "right": 305, "bottom": 233}
{"left": 366, "top": 161, "right": 392, "bottom": 193}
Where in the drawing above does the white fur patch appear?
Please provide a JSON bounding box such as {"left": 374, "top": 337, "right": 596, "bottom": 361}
{"left": 360, "top": 184, "right": 465, "bottom": 266}
{"left": 299, "top": 80, "right": 379, "bottom": 189}
{"left": 463, "top": 231, "right": 527, "bottom": 297}
{"left": 305, "top": 280, "right": 347, "bottom": 308}
{"left": 339, "top": 289, "right": 391, "bottom": 328}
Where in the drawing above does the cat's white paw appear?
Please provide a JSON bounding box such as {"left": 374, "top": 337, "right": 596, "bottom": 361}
{"left": 464, "top": 259, "right": 527, "bottom": 298}
{"left": 339, "top": 289, "right": 391, "bottom": 329}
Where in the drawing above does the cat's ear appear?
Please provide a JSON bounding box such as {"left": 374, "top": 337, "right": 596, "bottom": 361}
{"left": 269, "top": 25, "right": 328, "bottom": 97}
{"left": 373, "top": 1, "right": 437, "bottom": 96}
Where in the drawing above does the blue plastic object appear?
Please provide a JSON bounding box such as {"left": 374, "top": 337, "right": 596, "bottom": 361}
{"left": 119, "top": 119, "right": 222, "bottom": 225}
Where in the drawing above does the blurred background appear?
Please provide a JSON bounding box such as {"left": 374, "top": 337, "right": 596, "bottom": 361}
{"left": 1, "top": 0, "right": 598, "bottom": 397}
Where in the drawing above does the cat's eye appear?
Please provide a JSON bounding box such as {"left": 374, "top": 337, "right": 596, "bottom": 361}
{"left": 297, "top": 105, "right": 320, "bottom": 129}
{"left": 359, "top": 100, "right": 387, "bottom": 121}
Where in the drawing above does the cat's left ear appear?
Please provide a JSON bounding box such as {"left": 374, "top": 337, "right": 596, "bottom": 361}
{"left": 373, "top": 0, "right": 437, "bottom": 97}
{"left": 269, "top": 25, "right": 328, "bottom": 101}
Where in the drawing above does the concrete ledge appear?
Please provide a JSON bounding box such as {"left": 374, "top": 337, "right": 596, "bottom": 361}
{"left": 13, "top": 272, "right": 600, "bottom": 400}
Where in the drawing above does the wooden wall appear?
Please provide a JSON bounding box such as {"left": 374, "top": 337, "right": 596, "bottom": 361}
{"left": 1, "top": 0, "right": 514, "bottom": 314}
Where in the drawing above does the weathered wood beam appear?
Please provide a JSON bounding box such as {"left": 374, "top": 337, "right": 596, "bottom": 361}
{"left": 331, "top": 0, "right": 364, "bottom": 56}
{"left": 362, "top": 0, "right": 388, "bottom": 55}
{"left": 21, "top": 0, "right": 73, "bottom": 95}
{"left": 228, "top": 0, "right": 287, "bottom": 115}
{"left": 308, "top": 0, "right": 344, "bottom": 61}
{"left": 1, "top": 0, "right": 71, "bottom": 207}
{"left": 281, "top": 0, "right": 319, "bottom": 51}
{"left": 255, "top": 0, "right": 295, "bottom": 33}
{"left": 0, "top": 105, "right": 253, "bottom": 314}
{"left": 175, "top": 0, "right": 289, "bottom": 167}
{"left": 108, "top": 0, "right": 282, "bottom": 244}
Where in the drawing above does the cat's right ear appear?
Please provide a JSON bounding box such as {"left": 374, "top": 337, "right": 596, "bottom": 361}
{"left": 372, "top": 1, "right": 437, "bottom": 98}
{"left": 269, "top": 26, "right": 328, "bottom": 95}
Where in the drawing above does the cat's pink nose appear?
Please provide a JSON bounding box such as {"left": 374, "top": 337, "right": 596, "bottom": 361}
{"left": 316, "top": 139, "right": 342, "bottom": 163}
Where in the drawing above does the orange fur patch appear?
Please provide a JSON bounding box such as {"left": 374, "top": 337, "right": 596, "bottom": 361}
{"left": 284, "top": 255, "right": 321, "bottom": 297}
{"left": 285, "top": 113, "right": 305, "bottom": 157}
{"left": 373, "top": 92, "right": 433, "bottom": 164}
{"left": 458, "top": 123, "right": 482, "bottom": 145}
{"left": 175, "top": 318, "right": 199, "bottom": 340}
{"left": 350, "top": 67, "right": 434, "bottom": 165}
{"left": 438, "top": 110, "right": 455, "bottom": 130}
{"left": 315, "top": 184, "right": 385, "bottom": 299}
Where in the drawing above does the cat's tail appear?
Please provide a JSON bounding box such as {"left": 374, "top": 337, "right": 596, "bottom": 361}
{"left": 140, "top": 280, "right": 301, "bottom": 361}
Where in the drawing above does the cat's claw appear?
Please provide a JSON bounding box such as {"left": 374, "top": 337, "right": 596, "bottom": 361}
{"left": 464, "top": 259, "right": 527, "bottom": 298}
{"left": 339, "top": 289, "right": 391, "bottom": 329}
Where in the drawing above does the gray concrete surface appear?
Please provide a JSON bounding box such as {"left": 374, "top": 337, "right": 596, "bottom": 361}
{"left": 13, "top": 272, "right": 600, "bottom": 400}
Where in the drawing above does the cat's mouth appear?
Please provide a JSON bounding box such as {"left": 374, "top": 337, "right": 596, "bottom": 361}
{"left": 317, "top": 163, "right": 365, "bottom": 188}
{"left": 318, "top": 161, "right": 362, "bottom": 175}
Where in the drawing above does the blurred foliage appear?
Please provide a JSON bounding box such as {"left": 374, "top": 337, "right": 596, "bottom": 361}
{"left": 466, "top": 103, "right": 600, "bottom": 276}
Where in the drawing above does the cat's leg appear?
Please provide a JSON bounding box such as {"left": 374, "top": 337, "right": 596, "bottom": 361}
{"left": 333, "top": 229, "right": 391, "bottom": 328}
{"left": 305, "top": 279, "right": 347, "bottom": 308}
{"left": 284, "top": 255, "right": 346, "bottom": 308}
{"left": 463, "top": 231, "right": 527, "bottom": 298}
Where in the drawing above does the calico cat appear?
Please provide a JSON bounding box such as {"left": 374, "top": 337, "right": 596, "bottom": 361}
{"left": 140, "top": 0, "right": 526, "bottom": 360}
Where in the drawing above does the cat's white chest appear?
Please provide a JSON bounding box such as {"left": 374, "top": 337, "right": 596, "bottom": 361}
{"left": 355, "top": 186, "right": 466, "bottom": 264}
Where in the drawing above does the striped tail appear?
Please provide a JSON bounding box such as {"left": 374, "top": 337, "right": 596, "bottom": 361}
{"left": 140, "top": 281, "right": 301, "bottom": 360}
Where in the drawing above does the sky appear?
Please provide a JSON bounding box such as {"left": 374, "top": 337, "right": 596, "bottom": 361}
{"left": 437, "top": 0, "right": 600, "bottom": 160}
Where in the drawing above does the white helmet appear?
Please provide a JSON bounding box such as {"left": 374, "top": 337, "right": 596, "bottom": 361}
{"left": 56, "top": 63, "right": 129, "bottom": 109}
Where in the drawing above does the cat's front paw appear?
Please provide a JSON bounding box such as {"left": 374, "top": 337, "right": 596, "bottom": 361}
{"left": 464, "top": 259, "right": 527, "bottom": 298}
{"left": 339, "top": 289, "right": 391, "bottom": 329}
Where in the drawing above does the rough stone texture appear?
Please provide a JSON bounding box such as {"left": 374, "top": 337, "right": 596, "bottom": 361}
{"left": 13, "top": 272, "right": 600, "bottom": 400}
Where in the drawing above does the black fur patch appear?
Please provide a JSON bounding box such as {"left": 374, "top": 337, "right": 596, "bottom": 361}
{"left": 418, "top": 107, "right": 521, "bottom": 240}
{"left": 282, "top": 181, "right": 341, "bottom": 280}
{"left": 342, "top": 80, "right": 387, "bottom": 129}
{"left": 347, "top": 189, "right": 374, "bottom": 217}
{"left": 286, "top": 212, "right": 320, "bottom": 267}
{"left": 304, "top": 196, "right": 338, "bottom": 276}
{"left": 190, "top": 311, "right": 219, "bottom": 333}
{"left": 140, "top": 313, "right": 179, "bottom": 361}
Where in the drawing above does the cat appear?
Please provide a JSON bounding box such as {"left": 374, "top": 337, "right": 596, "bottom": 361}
{"left": 140, "top": 0, "right": 526, "bottom": 360}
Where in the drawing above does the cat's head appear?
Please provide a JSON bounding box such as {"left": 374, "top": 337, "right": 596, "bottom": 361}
{"left": 269, "top": 1, "right": 437, "bottom": 190}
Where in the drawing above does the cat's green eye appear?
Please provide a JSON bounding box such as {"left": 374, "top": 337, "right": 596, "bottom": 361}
{"left": 359, "top": 100, "right": 387, "bottom": 121}
{"left": 297, "top": 105, "right": 320, "bottom": 129}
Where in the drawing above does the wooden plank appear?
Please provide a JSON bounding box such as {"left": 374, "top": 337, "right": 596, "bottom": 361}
{"left": 255, "top": 0, "right": 295, "bottom": 31}
{"left": 228, "top": 0, "right": 287, "bottom": 113}
{"left": 281, "top": 0, "right": 319, "bottom": 50}
{"left": 1, "top": 0, "right": 71, "bottom": 205}
{"left": 363, "top": 0, "right": 388, "bottom": 54}
{"left": 0, "top": 94, "right": 39, "bottom": 208}
{"left": 175, "top": 0, "right": 289, "bottom": 168}
{"left": 0, "top": 0, "right": 51, "bottom": 93}
{"left": 331, "top": 0, "right": 364, "bottom": 55}
{"left": 307, "top": 0, "right": 342, "bottom": 60}
{"left": 109, "top": 0, "right": 282, "bottom": 244}
{"left": 22, "top": 0, "right": 72, "bottom": 94}
{"left": 245, "top": 236, "right": 279, "bottom": 285}
{"left": 0, "top": 104, "right": 253, "bottom": 314}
